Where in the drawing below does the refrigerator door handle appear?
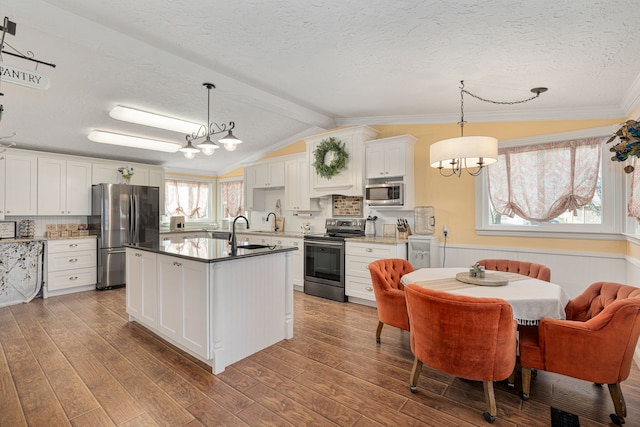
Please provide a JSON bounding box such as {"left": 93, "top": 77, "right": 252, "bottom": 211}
{"left": 133, "top": 193, "right": 138, "bottom": 242}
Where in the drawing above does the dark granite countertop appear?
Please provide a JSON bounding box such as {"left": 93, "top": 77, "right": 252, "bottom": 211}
{"left": 125, "top": 237, "right": 298, "bottom": 263}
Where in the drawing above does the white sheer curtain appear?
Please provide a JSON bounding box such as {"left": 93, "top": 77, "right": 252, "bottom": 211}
{"left": 165, "top": 179, "right": 209, "bottom": 219}
{"left": 488, "top": 137, "right": 601, "bottom": 222}
{"left": 220, "top": 180, "right": 244, "bottom": 218}
{"left": 628, "top": 157, "right": 640, "bottom": 220}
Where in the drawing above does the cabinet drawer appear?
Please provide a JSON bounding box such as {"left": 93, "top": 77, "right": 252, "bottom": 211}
{"left": 345, "top": 242, "right": 396, "bottom": 258}
{"left": 48, "top": 250, "right": 96, "bottom": 272}
{"left": 48, "top": 238, "right": 96, "bottom": 253}
{"left": 48, "top": 267, "right": 96, "bottom": 291}
{"left": 345, "top": 276, "right": 376, "bottom": 302}
{"left": 346, "top": 255, "right": 376, "bottom": 279}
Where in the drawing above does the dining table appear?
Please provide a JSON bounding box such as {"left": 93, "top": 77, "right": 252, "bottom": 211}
{"left": 400, "top": 267, "right": 571, "bottom": 325}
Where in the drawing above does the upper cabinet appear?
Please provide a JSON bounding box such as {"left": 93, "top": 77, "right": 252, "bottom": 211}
{"left": 284, "top": 155, "right": 318, "bottom": 211}
{"left": 4, "top": 152, "right": 38, "bottom": 216}
{"left": 366, "top": 136, "right": 416, "bottom": 179}
{"left": 364, "top": 134, "right": 417, "bottom": 210}
{"left": 38, "top": 157, "right": 92, "bottom": 216}
{"left": 253, "top": 161, "right": 285, "bottom": 188}
{"left": 305, "top": 126, "right": 379, "bottom": 198}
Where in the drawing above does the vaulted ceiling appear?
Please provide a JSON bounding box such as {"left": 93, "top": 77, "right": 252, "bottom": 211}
{"left": 1, "top": 0, "right": 639, "bottom": 174}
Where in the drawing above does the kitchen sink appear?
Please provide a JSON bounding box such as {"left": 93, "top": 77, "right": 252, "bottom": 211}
{"left": 238, "top": 244, "right": 272, "bottom": 250}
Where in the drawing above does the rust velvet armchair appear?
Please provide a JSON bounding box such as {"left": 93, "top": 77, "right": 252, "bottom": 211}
{"left": 519, "top": 281, "right": 640, "bottom": 425}
{"left": 476, "top": 259, "right": 551, "bottom": 282}
{"left": 368, "top": 258, "right": 414, "bottom": 343}
{"left": 405, "top": 284, "right": 517, "bottom": 423}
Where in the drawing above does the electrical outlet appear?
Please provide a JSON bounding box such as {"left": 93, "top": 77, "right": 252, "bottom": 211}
{"left": 443, "top": 225, "right": 449, "bottom": 237}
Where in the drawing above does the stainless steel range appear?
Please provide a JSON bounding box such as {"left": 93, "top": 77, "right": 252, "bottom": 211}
{"left": 303, "top": 218, "right": 365, "bottom": 302}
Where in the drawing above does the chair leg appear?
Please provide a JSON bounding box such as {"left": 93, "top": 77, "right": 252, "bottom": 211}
{"left": 482, "top": 381, "right": 497, "bottom": 423}
{"left": 507, "top": 370, "right": 515, "bottom": 388}
{"left": 520, "top": 367, "right": 532, "bottom": 400}
{"left": 409, "top": 357, "right": 423, "bottom": 393}
{"left": 608, "top": 383, "right": 627, "bottom": 425}
{"left": 376, "top": 321, "right": 384, "bottom": 344}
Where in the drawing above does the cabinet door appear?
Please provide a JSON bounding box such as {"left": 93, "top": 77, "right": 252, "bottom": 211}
{"left": 268, "top": 162, "right": 285, "bottom": 187}
{"left": 253, "top": 164, "right": 270, "bottom": 188}
{"left": 0, "top": 156, "right": 4, "bottom": 217}
{"left": 92, "top": 162, "right": 121, "bottom": 184}
{"left": 365, "top": 145, "right": 386, "bottom": 179}
{"left": 126, "top": 249, "right": 157, "bottom": 327}
{"left": 384, "top": 144, "right": 406, "bottom": 178}
{"left": 66, "top": 160, "right": 92, "bottom": 215}
{"left": 157, "top": 255, "right": 182, "bottom": 340}
{"left": 129, "top": 167, "right": 149, "bottom": 186}
{"left": 38, "top": 157, "right": 66, "bottom": 215}
{"left": 5, "top": 153, "right": 38, "bottom": 215}
{"left": 273, "top": 237, "right": 303, "bottom": 289}
{"left": 285, "top": 157, "right": 311, "bottom": 211}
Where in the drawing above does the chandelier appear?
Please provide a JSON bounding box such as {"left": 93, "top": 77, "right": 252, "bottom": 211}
{"left": 430, "top": 80, "right": 547, "bottom": 177}
{"left": 180, "top": 82, "right": 242, "bottom": 159}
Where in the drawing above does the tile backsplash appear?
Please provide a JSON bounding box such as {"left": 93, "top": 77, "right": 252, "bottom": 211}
{"left": 332, "top": 196, "right": 363, "bottom": 217}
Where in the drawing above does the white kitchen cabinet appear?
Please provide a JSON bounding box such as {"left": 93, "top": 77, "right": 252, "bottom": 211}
{"left": 285, "top": 155, "right": 317, "bottom": 211}
{"left": 238, "top": 233, "right": 272, "bottom": 245}
{"left": 4, "top": 152, "right": 38, "bottom": 215}
{"left": 272, "top": 236, "right": 303, "bottom": 290}
{"left": 345, "top": 240, "right": 407, "bottom": 303}
{"left": 252, "top": 161, "right": 285, "bottom": 188}
{"left": 44, "top": 238, "right": 97, "bottom": 298}
{"left": 0, "top": 155, "right": 5, "bottom": 217}
{"left": 126, "top": 248, "right": 158, "bottom": 328}
{"left": 92, "top": 161, "right": 122, "bottom": 184}
{"left": 38, "top": 157, "right": 92, "bottom": 215}
{"left": 365, "top": 135, "right": 417, "bottom": 210}
{"left": 305, "top": 126, "right": 379, "bottom": 198}
{"left": 157, "top": 254, "right": 209, "bottom": 358}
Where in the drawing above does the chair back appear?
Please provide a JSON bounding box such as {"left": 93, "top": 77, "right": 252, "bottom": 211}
{"left": 368, "top": 259, "right": 414, "bottom": 331}
{"left": 565, "top": 281, "right": 640, "bottom": 321}
{"left": 405, "top": 284, "right": 517, "bottom": 382}
{"left": 476, "top": 259, "right": 551, "bottom": 282}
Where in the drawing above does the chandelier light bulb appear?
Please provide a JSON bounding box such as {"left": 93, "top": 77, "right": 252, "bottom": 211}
{"left": 184, "top": 151, "right": 196, "bottom": 159}
{"left": 201, "top": 146, "right": 215, "bottom": 156}
{"left": 224, "top": 142, "right": 238, "bottom": 151}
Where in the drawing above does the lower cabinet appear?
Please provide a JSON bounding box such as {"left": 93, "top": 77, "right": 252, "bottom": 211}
{"left": 345, "top": 241, "right": 408, "bottom": 302}
{"left": 156, "top": 254, "right": 209, "bottom": 359}
{"left": 126, "top": 248, "right": 157, "bottom": 328}
{"left": 272, "top": 236, "right": 303, "bottom": 290}
{"left": 45, "top": 238, "right": 97, "bottom": 297}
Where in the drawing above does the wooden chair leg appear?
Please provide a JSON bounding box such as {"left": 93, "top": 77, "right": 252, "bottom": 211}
{"left": 376, "top": 321, "right": 384, "bottom": 343}
{"left": 507, "top": 370, "right": 515, "bottom": 388}
{"left": 520, "top": 367, "right": 532, "bottom": 400}
{"left": 409, "top": 357, "right": 423, "bottom": 393}
{"left": 608, "top": 383, "right": 627, "bottom": 424}
{"left": 482, "top": 381, "right": 497, "bottom": 423}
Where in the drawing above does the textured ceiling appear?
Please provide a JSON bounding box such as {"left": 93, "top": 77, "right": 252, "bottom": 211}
{"left": 1, "top": 0, "right": 639, "bottom": 174}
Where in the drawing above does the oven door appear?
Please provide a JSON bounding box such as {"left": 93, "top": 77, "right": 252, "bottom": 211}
{"left": 304, "top": 240, "right": 344, "bottom": 286}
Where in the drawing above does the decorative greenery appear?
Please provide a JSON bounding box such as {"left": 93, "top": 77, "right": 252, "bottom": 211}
{"left": 313, "top": 137, "right": 349, "bottom": 179}
{"left": 118, "top": 165, "right": 134, "bottom": 180}
{"left": 608, "top": 119, "right": 640, "bottom": 173}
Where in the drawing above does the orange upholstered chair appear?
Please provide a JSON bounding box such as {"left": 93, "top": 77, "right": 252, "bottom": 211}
{"left": 405, "top": 285, "right": 517, "bottom": 423}
{"left": 519, "top": 282, "right": 640, "bottom": 425}
{"left": 368, "top": 258, "right": 414, "bottom": 343}
{"left": 476, "top": 259, "right": 551, "bottom": 282}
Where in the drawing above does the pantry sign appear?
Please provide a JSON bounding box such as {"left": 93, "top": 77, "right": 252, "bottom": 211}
{"left": 0, "top": 63, "right": 50, "bottom": 90}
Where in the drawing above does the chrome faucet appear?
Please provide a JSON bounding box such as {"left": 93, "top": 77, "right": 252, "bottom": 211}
{"left": 266, "top": 212, "right": 279, "bottom": 232}
{"left": 229, "top": 215, "right": 250, "bottom": 254}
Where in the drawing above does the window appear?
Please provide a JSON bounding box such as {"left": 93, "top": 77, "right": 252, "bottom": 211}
{"left": 475, "top": 126, "right": 624, "bottom": 239}
{"left": 218, "top": 178, "right": 244, "bottom": 219}
{"left": 165, "top": 178, "right": 212, "bottom": 222}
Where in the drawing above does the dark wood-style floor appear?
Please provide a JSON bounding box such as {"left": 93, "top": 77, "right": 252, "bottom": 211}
{"left": 1, "top": 288, "right": 638, "bottom": 427}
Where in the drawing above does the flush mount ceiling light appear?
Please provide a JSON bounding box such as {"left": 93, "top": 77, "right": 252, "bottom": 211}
{"left": 88, "top": 130, "right": 181, "bottom": 153}
{"left": 180, "top": 82, "right": 242, "bottom": 159}
{"left": 109, "top": 106, "right": 201, "bottom": 134}
{"left": 430, "top": 80, "right": 548, "bottom": 177}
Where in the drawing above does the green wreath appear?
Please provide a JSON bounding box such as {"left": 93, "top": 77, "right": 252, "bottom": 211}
{"left": 313, "top": 137, "right": 349, "bottom": 179}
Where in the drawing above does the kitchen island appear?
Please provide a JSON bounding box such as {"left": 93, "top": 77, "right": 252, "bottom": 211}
{"left": 125, "top": 237, "right": 297, "bottom": 374}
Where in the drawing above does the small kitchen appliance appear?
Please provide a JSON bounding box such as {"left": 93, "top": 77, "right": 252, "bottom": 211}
{"left": 170, "top": 216, "right": 186, "bottom": 231}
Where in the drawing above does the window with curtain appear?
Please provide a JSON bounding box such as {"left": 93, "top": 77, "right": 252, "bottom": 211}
{"left": 165, "top": 179, "right": 210, "bottom": 219}
{"left": 487, "top": 137, "right": 602, "bottom": 225}
{"left": 219, "top": 179, "right": 244, "bottom": 219}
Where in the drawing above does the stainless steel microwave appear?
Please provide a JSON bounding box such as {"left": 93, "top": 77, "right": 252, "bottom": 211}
{"left": 365, "top": 182, "right": 404, "bottom": 206}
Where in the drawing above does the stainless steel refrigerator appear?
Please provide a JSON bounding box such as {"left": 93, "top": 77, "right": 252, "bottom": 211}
{"left": 90, "top": 183, "right": 160, "bottom": 289}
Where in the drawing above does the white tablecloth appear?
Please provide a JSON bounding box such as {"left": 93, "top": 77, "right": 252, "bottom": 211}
{"left": 400, "top": 268, "right": 571, "bottom": 325}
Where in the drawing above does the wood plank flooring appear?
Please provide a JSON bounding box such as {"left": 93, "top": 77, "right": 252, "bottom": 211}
{"left": 1, "top": 288, "right": 639, "bottom": 426}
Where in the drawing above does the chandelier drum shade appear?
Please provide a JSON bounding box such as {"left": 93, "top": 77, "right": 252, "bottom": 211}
{"left": 431, "top": 80, "right": 547, "bottom": 177}
{"left": 180, "top": 82, "right": 242, "bottom": 159}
